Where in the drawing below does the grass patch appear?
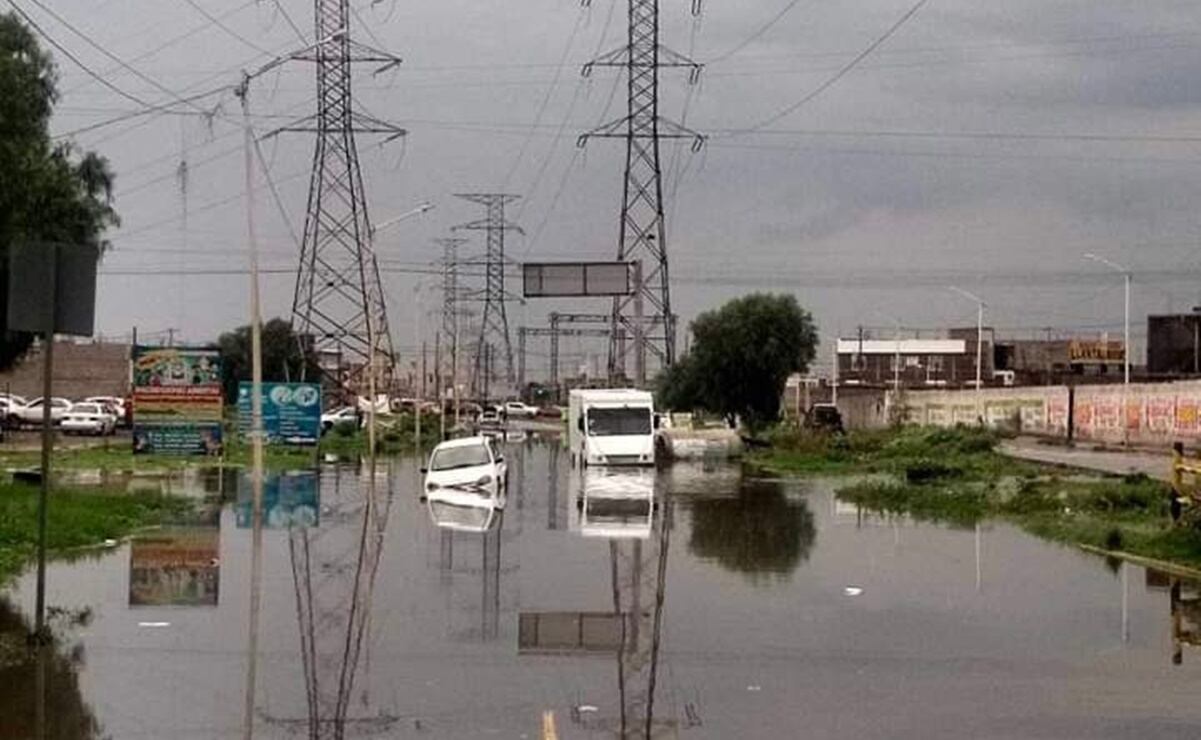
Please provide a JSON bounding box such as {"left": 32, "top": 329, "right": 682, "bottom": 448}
{"left": 0, "top": 482, "right": 193, "bottom": 584}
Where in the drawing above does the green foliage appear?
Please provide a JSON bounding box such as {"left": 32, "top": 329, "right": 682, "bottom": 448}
{"left": 837, "top": 480, "right": 988, "bottom": 526}
{"left": 216, "top": 317, "right": 321, "bottom": 403}
{"left": 657, "top": 293, "right": 818, "bottom": 432}
{"left": 0, "top": 483, "right": 192, "bottom": 583}
{"left": 688, "top": 478, "right": 816, "bottom": 583}
{"left": 0, "top": 13, "right": 119, "bottom": 370}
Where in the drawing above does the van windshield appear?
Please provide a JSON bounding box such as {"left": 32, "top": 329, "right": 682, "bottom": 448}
{"left": 587, "top": 407, "right": 651, "bottom": 436}
{"left": 430, "top": 444, "right": 491, "bottom": 470}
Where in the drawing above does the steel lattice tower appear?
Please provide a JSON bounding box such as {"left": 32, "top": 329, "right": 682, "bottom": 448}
{"left": 453, "top": 194, "right": 523, "bottom": 397}
{"left": 436, "top": 236, "right": 467, "bottom": 399}
{"left": 289, "top": 0, "right": 406, "bottom": 392}
{"left": 580, "top": 0, "right": 704, "bottom": 386}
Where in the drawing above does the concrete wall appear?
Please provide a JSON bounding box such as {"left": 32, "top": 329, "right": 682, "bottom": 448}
{"left": 900, "top": 379, "right": 1201, "bottom": 448}
{"left": 836, "top": 388, "right": 890, "bottom": 430}
{"left": 904, "top": 386, "right": 1070, "bottom": 437}
{"left": 0, "top": 341, "right": 130, "bottom": 399}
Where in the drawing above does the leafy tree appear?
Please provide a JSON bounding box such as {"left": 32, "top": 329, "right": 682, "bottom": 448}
{"left": 217, "top": 318, "right": 321, "bottom": 403}
{"left": 0, "top": 12, "right": 119, "bottom": 369}
{"left": 687, "top": 478, "right": 816, "bottom": 584}
{"left": 659, "top": 293, "right": 818, "bottom": 431}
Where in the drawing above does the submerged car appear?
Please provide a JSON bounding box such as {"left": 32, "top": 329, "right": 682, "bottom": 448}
{"left": 423, "top": 436, "right": 507, "bottom": 495}
{"left": 422, "top": 436, "right": 507, "bottom": 532}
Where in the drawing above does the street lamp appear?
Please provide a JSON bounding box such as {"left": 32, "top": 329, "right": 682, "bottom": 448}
{"left": 948, "top": 286, "right": 986, "bottom": 423}
{"left": 363, "top": 201, "right": 435, "bottom": 454}
{"left": 1083, "top": 252, "right": 1131, "bottom": 386}
{"left": 1084, "top": 252, "right": 1131, "bottom": 444}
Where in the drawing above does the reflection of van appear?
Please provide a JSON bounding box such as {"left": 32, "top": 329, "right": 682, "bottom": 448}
{"left": 568, "top": 389, "right": 655, "bottom": 467}
{"left": 569, "top": 468, "right": 654, "bottom": 539}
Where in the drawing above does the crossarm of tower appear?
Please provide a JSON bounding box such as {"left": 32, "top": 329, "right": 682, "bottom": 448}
{"left": 581, "top": 44, "right": 703, "bottom": 82}
{"left": 577, "top": 115, "right": 706, "bottom": 150}
{"left": 452, "top": 220, "right": 525, "bottom": 235}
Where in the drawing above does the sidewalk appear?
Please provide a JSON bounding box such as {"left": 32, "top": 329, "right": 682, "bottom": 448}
{"left": 999, "top": 436, "right": 1171, "bottom": 481}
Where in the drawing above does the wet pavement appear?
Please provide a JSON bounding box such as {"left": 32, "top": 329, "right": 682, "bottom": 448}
{"left": 3, "top": 439, "right": 1201, "bottom": 738}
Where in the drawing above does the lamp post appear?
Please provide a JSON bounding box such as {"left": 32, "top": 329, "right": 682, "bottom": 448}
{"left": 949, "top": 287, "right": 986, "bottom": 423}
{"left": 365, "top": 201, "right": 435, "bottom": 452}
{"left": 1085, "top": 253, "right": 1131, "bottom": 444}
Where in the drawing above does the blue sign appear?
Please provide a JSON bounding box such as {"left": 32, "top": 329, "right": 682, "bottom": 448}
{"left": 236, "top": 471, "right": 320, "bottom": 529}
{"left": 237, "top": 382, "right": 322, "bottom": 445}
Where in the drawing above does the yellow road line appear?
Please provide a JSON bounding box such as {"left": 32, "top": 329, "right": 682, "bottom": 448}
{"left": 542, "top": 710, "right": 558, "bottom": 740}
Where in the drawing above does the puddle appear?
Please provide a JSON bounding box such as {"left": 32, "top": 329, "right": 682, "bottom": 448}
{"left": 3, "top": 441, "right": 1201, "bottom": 738}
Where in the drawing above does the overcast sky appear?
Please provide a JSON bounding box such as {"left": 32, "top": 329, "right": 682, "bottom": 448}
{"left": 32, "top": 0, "right": 1201, "bottom": 373}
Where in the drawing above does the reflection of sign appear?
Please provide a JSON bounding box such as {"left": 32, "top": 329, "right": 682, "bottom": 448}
{"left": 237, "top": 382, "right": 322, "bottom": 445}
{"left": 522, "top": 262, "right": 632, "bottom": 297}
{"left": 236, "top": 472, "right": 319, "bottom": 528}
{"left": 1069, "top": 340, "right": 1125, "bottom": 364}
{"left": 518, "top": 612, "right": 625, "bottom": 654}
{"left": 129, "top": 528, "right": 219, "bottom": 606}
{"left": 132, "top": 347, "right": 223, "bottom": 455}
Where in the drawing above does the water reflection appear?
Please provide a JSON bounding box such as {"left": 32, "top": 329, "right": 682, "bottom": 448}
{"left": 0, "top": 600, "right": 102, "bottom": 739}
{"left": 129, "top": 506, "right": 221, "bottom": 607}
{"left": 1146, "top": 569, "right": 1201, "bottom": 665}
{"left": 686, "top": 478, "right": 816, "bottom": 583}
{"left": 522, "top": 464, "right": 677, "bottom": 738}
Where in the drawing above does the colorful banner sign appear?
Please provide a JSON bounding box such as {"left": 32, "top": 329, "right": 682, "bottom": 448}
{"left": 236, "top": 382, "right": 322, "bottom": 445}
{"left": 236, "top": 471, "right": 320, "bottom": 529}
{"left": 132, "top": 347, "right": 223, "bottom": 455}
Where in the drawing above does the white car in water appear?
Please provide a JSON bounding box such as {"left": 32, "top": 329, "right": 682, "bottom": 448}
{"left": 61, "top": 402, "right": 117, "bottom": 436}
{"left": 422, "top": 437, "right": 506, "bottom": 499}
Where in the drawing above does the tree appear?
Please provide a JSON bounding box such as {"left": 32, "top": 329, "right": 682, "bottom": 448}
{"left": 0, "top": 12, "right": 119, "bottom": 369}
{"left": 688, "top": 478, "right": 817, "bottom": 584}
{"left": 658, "top": 293, "right": 818, "bottom": 431}
{"left": 217, "top": 318, "right": 321, "bottom": 403}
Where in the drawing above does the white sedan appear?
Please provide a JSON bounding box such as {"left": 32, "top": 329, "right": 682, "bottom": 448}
{"left": 12, "top": 397, "right": 73, "bottom": 426}
{"left": 61, "top": 403, "right": 117, "bottom": 435}
{"left": 422, "top": 437, "right": 508, "bottom": 531}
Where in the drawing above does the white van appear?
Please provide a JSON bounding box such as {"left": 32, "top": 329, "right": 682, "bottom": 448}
{"left": 568, "top": 388, "right": 656, "bottom": 467}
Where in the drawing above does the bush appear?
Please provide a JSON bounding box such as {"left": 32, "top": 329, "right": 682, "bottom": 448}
{"left": 904, "top": 458, "right": 963, "bottom": 484}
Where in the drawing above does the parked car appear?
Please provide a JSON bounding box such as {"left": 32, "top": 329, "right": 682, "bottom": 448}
{"left": 85, "top": 396, "right": 127, "bottom": 424}
{"left": 502, "top": 401, "right": 539, "bottom": 420}
{"left": 61, "top": 402, "right": 117, "bottom": 436}
{"left": 422, "top": 436, "right": 507, "bottom": 497}
{"left": 321, "top": 406, "right": 359, "bottom": 433}
{"left": 478, "top": 407, "right": 502, "bottom": 428}
{"left": 12, "top": 397, "right": 73, "bottom": 427}
{"left": 804, "top": 403, "right": 844, "bottom": 434}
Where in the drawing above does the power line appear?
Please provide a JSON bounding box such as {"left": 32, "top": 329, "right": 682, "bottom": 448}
{"left": 708, "top": 0, "right": 816, "bottom": 65}
{"left": 723, "top": 0, "right": 932, "bottom": 136}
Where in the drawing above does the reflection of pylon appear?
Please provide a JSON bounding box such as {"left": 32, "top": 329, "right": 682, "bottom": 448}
{"left": 606, "top": 499, "right": 674, "bottom": 738}
{"left": 277, "top": 468, "right": 397, "bottom": 737}
{"left": 453, "top": 194, "right": 523, "bottom": 397}
{"left": 579, "top": 0, "right": 704, "bottom": 386}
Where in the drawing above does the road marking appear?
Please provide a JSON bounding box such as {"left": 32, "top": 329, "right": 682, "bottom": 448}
{"left": 542, "top": 710, "right": 558, "bottom": 740}
{"left": 137, "top": 621, "right": 170, "bottom": 628}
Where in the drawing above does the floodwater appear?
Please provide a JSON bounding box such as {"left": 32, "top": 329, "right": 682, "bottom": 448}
{"left": 3, "top": 438, "right": 1201, "bottom": 738}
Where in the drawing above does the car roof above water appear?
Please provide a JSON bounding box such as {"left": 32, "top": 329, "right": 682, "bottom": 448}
{"left": 435, "top": 435, "right": 490, "bottom": 450}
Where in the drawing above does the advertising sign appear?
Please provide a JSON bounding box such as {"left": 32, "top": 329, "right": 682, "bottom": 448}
{"left": 1068, "top": 340, "right": 1125, "bottom": 364}
{"left": 132, "top": 347, "right": 224, "bottom": 455}
{"left": 236, "top": 471, "right": 320, "bottom": 529}
{"left": 236, "top": 382, "right": 322, "bottom": 445}
{"left": 129, "top": 527, "right": 220, "bottom": 607}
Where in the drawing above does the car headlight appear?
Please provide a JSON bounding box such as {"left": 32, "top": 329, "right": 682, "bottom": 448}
{"left": 475, "top": 475, "right": 493, "bottom": 486}
{"left": 426, "top": 482, "right": 440, "bottom": 492}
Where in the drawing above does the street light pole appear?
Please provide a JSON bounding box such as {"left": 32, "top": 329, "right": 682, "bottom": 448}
{"left": 949, "top": 286, "right": 986, "bottom": 423}
{"left": 1085, "top": 253, "right": 1131, "bottom": 442}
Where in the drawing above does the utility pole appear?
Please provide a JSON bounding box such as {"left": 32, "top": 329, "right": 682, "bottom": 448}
{"left": 1085, "top": 253, "right": 1132, "bottom": 442}
{"left": 517, "top": 327, "right": 527, "bottom": 390}
{"left": 949, "top": 287, "right": 986, "bottom": 423}
{"left": 286, "top": 0, "right": 406, "bottom": 396}
{"left": 579, "top": 0, "right": 704, "bottom": 385}
{"left": 436, "top": 236, "right": 467, "bottom": 432}
{"left": 454, "top": 194, "right": 522, "bottom": 397}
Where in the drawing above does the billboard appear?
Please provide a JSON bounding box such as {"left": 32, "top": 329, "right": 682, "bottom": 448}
{"left": 129, "top": 527, "right": 220, "bottom": 607}
{"left": 522, "top": 262, "right": 632, "bottom": 298}
{"left": 236, "top": 471, "right": 320, "bottom": 529}
{"left": 132, "top": 347, "right": 224, "bottom": 455}
{"left": 1068, "top": 339, "right": 1125, "bottom": 364}
{"left": 236, "top": 382, "right": 322, "bottom": 445}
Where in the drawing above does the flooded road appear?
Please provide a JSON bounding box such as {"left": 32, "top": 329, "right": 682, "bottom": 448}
{"left": 4, "top": 439, "right": 1201, "bottom": 738}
